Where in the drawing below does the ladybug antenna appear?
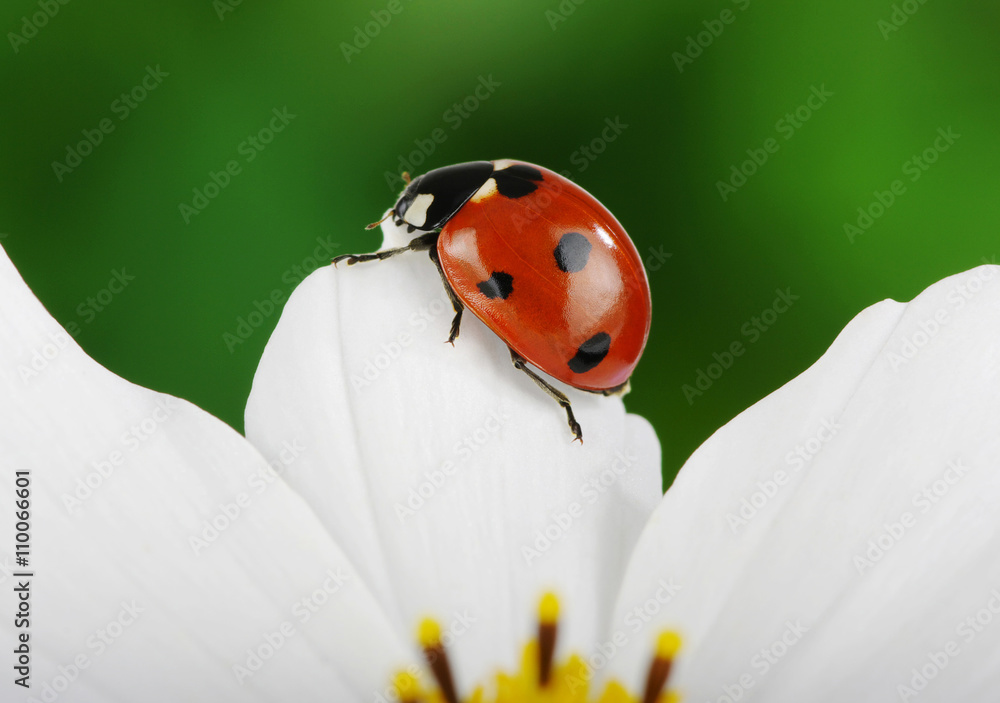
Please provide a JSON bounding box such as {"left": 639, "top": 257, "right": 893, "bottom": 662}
{"left": 365, "top": 211, "right": 394, "bottom": 230}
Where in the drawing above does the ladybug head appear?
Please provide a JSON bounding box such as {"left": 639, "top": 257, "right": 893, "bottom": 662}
{"left": 390, "top": 174, "right": 429, "bottom": 230}
{"left": 391, "top": 161, "right": 495, "bottom": 232}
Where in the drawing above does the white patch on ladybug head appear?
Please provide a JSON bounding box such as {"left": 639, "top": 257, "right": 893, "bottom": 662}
{"left": 492, "top": 159, "right": 517, "bottom": 170}
{"left": 403, "top": 193, "right": 434, "bottom": 228}
{"left": 469, "top": 177, "right": 497, "bottom": 203}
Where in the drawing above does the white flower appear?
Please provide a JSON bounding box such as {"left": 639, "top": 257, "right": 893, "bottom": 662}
{"left": 2, "top": 223, "right": 999, "bottom": 703}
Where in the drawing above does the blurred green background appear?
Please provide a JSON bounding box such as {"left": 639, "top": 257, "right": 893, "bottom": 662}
{"left": 2, "top": 0, "right": 997, "bottom": 488}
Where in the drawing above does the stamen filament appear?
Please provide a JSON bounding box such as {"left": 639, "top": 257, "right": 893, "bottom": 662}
{"left": 642, "top": 631, "right": 682, "bottom": 703}
{"left": 537, "top": 592, "right": 560, "bottom": 687}
{"left": 419, "top": 618, "right": 460, "bottom": 703}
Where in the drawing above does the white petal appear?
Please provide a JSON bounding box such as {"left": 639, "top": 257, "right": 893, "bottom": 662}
{"left": 608, "top": 265, "right": 1000, "bottom": 702}
{"left": 0, "top": 246, "right": 409, "bottom": 702}
{"left": 245, "top": 219, "right": 662, "bottom": 689}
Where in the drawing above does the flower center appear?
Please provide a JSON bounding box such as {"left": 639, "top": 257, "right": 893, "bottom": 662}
{"left": 391, "top": 593, "right": 681, "bottom": 703}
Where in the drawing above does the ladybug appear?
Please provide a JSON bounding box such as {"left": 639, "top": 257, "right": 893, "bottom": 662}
{"left": 334, "top": 159, "right": 651, "bottom": 442}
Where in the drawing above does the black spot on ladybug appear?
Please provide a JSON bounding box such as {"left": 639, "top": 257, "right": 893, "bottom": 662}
{"left": 407, "top": 225, "right": 416, "bottom": 233}
{"left": 493, "top": 164, "right": 544, "bottom": 199}
{"left": 568, "top": 332, "right": 611, "bottom": 373}
{"left": 553, "top": 232, "right": 592, "bottom": 273}
{"left": 477, "top": 271, "right": 514, "bottom": 300}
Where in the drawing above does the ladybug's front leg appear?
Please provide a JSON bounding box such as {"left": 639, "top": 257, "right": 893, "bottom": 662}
{"left": 427, "top": 246, "right": 464, "bottom": 345}
{"left": 332, "top": 232, "right": 439, "bottom": 267}
{"left": 508, "top": 348, "right": 584, "bottom": 443}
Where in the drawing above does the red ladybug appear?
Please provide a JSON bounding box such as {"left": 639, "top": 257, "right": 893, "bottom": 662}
{"left": 334, "top": 159, "right": 651, "bottom": 441}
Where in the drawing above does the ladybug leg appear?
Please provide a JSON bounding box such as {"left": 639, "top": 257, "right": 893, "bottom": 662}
{"left": 427, "top": 246, "right": 464, "bottom": 345}
{"left": 508, "top": 348, "right": 583, "bottom": 443}
{"left": 596, "top": 378, "right": 631, "bottom": 397}
{"left": 332, "top": 233, "right": 438, "bottom": 266}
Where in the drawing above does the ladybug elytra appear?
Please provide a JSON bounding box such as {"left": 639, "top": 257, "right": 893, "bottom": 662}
{"left": 334, "top": 159, "right": 652, "bottom": 442}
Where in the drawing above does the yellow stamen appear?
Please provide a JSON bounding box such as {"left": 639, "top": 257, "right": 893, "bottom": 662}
{"left": 419, "top": 618, "right": 443, "bottom": 648}
{"left": 393, "top": 670, "right": 420, "bottom": 703}
{"left": 402, "top": 606, "right": 682, "bottom": 703}
{"left": 596, "top": 681, "right": 632, "bottom": 703}
{"left": 656, "top": 632, "right": 682, "bottom": 659}
{"left": 539, "top": 591, "right": 560, "bottom": 624}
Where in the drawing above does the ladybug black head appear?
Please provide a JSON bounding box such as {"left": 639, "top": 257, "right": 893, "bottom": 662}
{"left": 392, "top": 160, "right": 494, "bottom": 231}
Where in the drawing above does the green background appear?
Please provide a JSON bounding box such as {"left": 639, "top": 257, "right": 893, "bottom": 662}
{"left": 2, "top": 0, "right": 997, "bottom": 488}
